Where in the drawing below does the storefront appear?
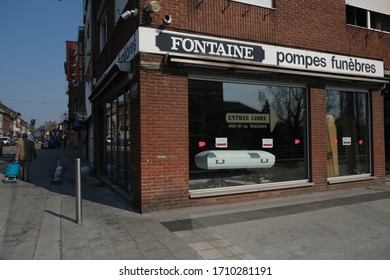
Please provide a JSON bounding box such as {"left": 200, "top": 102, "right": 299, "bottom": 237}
{"left": 91, "top": 27, "right": 387, "bottom": 211}
{"left": 104, "top": 90, "right": 132, "bottom": 192}
{"left": 188, "top": 79, "right": 308, "bottom": 191}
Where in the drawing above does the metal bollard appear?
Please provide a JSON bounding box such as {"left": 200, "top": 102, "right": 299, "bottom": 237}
{"left": 75, "top": 158, "right": 82, "bottom": 224}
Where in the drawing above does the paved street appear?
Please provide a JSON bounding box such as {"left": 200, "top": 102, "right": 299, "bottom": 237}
{"left": 1, "top": 144, "right": 390, "bottom": 260}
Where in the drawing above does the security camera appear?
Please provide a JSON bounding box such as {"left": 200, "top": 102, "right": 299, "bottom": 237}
{"left": 121, "top": 9, "right": 138, "bottom": 19}
{"left": 163, "top": 14, "right": 172, "bottom": 25}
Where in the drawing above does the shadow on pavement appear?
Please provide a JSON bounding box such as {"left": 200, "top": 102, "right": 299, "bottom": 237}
{"left": 0, "top": 145, "right": 135, "bottom": 214}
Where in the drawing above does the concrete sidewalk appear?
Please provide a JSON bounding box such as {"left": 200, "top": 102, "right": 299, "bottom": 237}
{"left": 1, "top": 146, "right": 390, "bottom": 259}
{"left": 0, "top": 147, "right": 200, "bottom": 260}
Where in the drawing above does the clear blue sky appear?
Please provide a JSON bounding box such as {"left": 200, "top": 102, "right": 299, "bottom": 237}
{"left": 0, "top": 0, "right": 83, "bottom": 127}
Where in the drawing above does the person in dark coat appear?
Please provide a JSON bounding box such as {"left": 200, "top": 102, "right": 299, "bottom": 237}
{"left": 62, "top": 133, "right": 68, "bottom": 150}
{"left": 15, "top": 133, "right": 37, "bottom": 182}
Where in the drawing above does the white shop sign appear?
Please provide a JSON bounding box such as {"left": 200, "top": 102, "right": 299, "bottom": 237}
{"left": 138, "top": 27, "right": 384, "bottom": 78}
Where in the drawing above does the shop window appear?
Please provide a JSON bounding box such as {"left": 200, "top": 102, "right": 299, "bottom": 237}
{"left": 104, "top": 99, "right": 119, "bottom": 183}
{"left": 104, "top": 92, "right": 132, "bottom": 192}
{"left": 117, "top": 94, "right": 126, "bottom": 188}
{"left": 189, "top": 79, "right": 308, "bottom": 190}
{"left": 125, "top": 90, "right": 132, "bottom": 192}
{"left": 105, "top": 102, "right": 113, "bottom": 179}
{"left": 326, "top": 90, "right": 370, "bottom": 177}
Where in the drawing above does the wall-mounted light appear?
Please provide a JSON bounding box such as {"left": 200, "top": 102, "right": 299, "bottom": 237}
{"left": 121, "top": 8, "right": 139, "bottom": 19}
{"left": 116, "top": 62, "right": 134, "bottom": 80}
{"left": 145, "top": 1, "right": 161, "bottom": 13}
{"left": 116, "top": 62, "right": 131, "bottom": 72}
{"left": 163, "top": 14, "right": 172, "bottom": 25}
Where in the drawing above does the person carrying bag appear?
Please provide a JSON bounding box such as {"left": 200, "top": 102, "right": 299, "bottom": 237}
{"left": 15, "top": 133, "right": 37, "bottom": 182}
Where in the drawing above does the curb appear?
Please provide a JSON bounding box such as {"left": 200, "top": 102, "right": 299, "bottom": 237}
{"left": 52, "top": 158, "right": 63, "bottom": 183}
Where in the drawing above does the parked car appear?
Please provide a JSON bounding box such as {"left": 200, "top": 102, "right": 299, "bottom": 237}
{"left": 106, "top": 136, "right": 116, "bottom": 144}
{"left": 0, "top": 137, "right": 11, "bottom": 146}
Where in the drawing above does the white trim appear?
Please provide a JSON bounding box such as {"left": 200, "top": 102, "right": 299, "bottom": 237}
{"left": 171, "top": 56, "right": 388, "bottom": 84}
{"left": 346, "top": 0, "right": 390, "bottom": 15}
{"left": 327, "top": 174, "right": 374, "bottom": 184}
{"left": 326, "top": 86, "right": 370, "bottom": 92}
{"left": 190, "top": 180, "right": 312, "bottom": 198}
{"left": 232, "top": 0, "right": 274, "bottom": 9}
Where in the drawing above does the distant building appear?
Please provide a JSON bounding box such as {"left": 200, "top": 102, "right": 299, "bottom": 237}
{"left": 0, "top": 102, "right": 26, "bottom": 138}
{"left": 64, "top": 27, "right": 87, "bottom": 156}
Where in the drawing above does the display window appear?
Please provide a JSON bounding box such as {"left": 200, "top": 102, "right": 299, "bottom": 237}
{"left": 104, "top": 90, "right": 132, "bottom": 192}
{"left": 189, "top": 79, "right": 308, "bottom": 190}
{"left": 326, "top": 89, "right": 371, "bottom": 177}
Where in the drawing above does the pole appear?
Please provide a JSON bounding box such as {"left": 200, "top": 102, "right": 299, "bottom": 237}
{"left": 75, "top": 158, "right": 82, "bottom": 224}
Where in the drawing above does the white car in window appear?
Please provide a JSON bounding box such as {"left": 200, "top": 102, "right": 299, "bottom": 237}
{"left": 0, "top": 137, "right": 10, "bottom": 146}
{"left": 106, "top": 136, "right": 113, "bottom": 144}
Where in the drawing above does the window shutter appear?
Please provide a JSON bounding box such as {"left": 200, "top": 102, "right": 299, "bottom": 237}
{"left": 232, "top": 0, "right": 274, "bottom": 9}
{"left": 346, "top": 0, "right": 390, "bottom": 15}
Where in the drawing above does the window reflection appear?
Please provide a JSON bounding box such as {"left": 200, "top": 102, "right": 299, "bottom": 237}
{"left": 326, "top": 90, "right": 370, "bottom": 177}
{"left": 104, "top": 91, "right": 132, "bottom": 192}
{"left": 189, "top": 80, "right": 308, "bottom": 190}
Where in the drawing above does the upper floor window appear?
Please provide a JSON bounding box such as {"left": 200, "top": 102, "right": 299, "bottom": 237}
{"left": 346, "top": 5, "right": 367, "bottom": 28}
{"left": 99, "top": 13, "right": 108, "bottom": 52}
{"left": 232, "top": 0, "right": 274, "bottom": 9}
{"left": 370, "top": 11, "right": 390, "bottom": 32}
{"left": 346, "top": 5, "right": 390, "bottom": 32}
{"left": 345, "top": 0, "right": 390, "bottom": 15}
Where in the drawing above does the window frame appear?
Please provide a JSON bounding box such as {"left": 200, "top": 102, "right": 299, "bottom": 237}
{"left": 345, "top": 0, "right": 390, "bottom": 16}
{"left": 325, "top": 87, "right": 373, "bottom": 184}
{"left": 99, "top": 12, "right": 108, "bottom": 52}
{"left": 346, "top": 5, "right": 390, "bottom": 33}
{"left": 188, "top": 76, "right": 312, "bottom": 198}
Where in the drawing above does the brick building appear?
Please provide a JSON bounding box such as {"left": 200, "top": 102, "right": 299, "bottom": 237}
{"left": 81, "top": 0, "right": 390, "bottom": 212}
{"left": 0, "top": 102, "right": 25, "bottom": 138}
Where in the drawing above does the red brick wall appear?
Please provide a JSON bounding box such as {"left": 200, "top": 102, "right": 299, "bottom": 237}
{"left": 154, "top": 0, "right": 390, "bottom": 67}
{"left": 186, "top": 0, "right": 276, "bottom": 43}
{"left": 275, "top": 0, "right": 347, "bottom": 52}
{"left": 139, "top": 54, "right": 190, "bottom": 211}
{"left": 94, "top": 0, "right": 389, "bottom": 81}
{"left": 372, "top": 90, "right": 386, "bottom": 178}
{"left": 309, "top": 87, "right": 328, "bottom": 187}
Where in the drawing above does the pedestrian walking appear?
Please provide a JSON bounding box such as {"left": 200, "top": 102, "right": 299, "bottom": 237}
{"left": 15, "top": 133, "right": 37, "bottom": 182}
{"left": 62, "top": 133, "right": 68, "bottom": 150}
{"left": 57, "top": 136, "right": 62, "bottom": 149}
